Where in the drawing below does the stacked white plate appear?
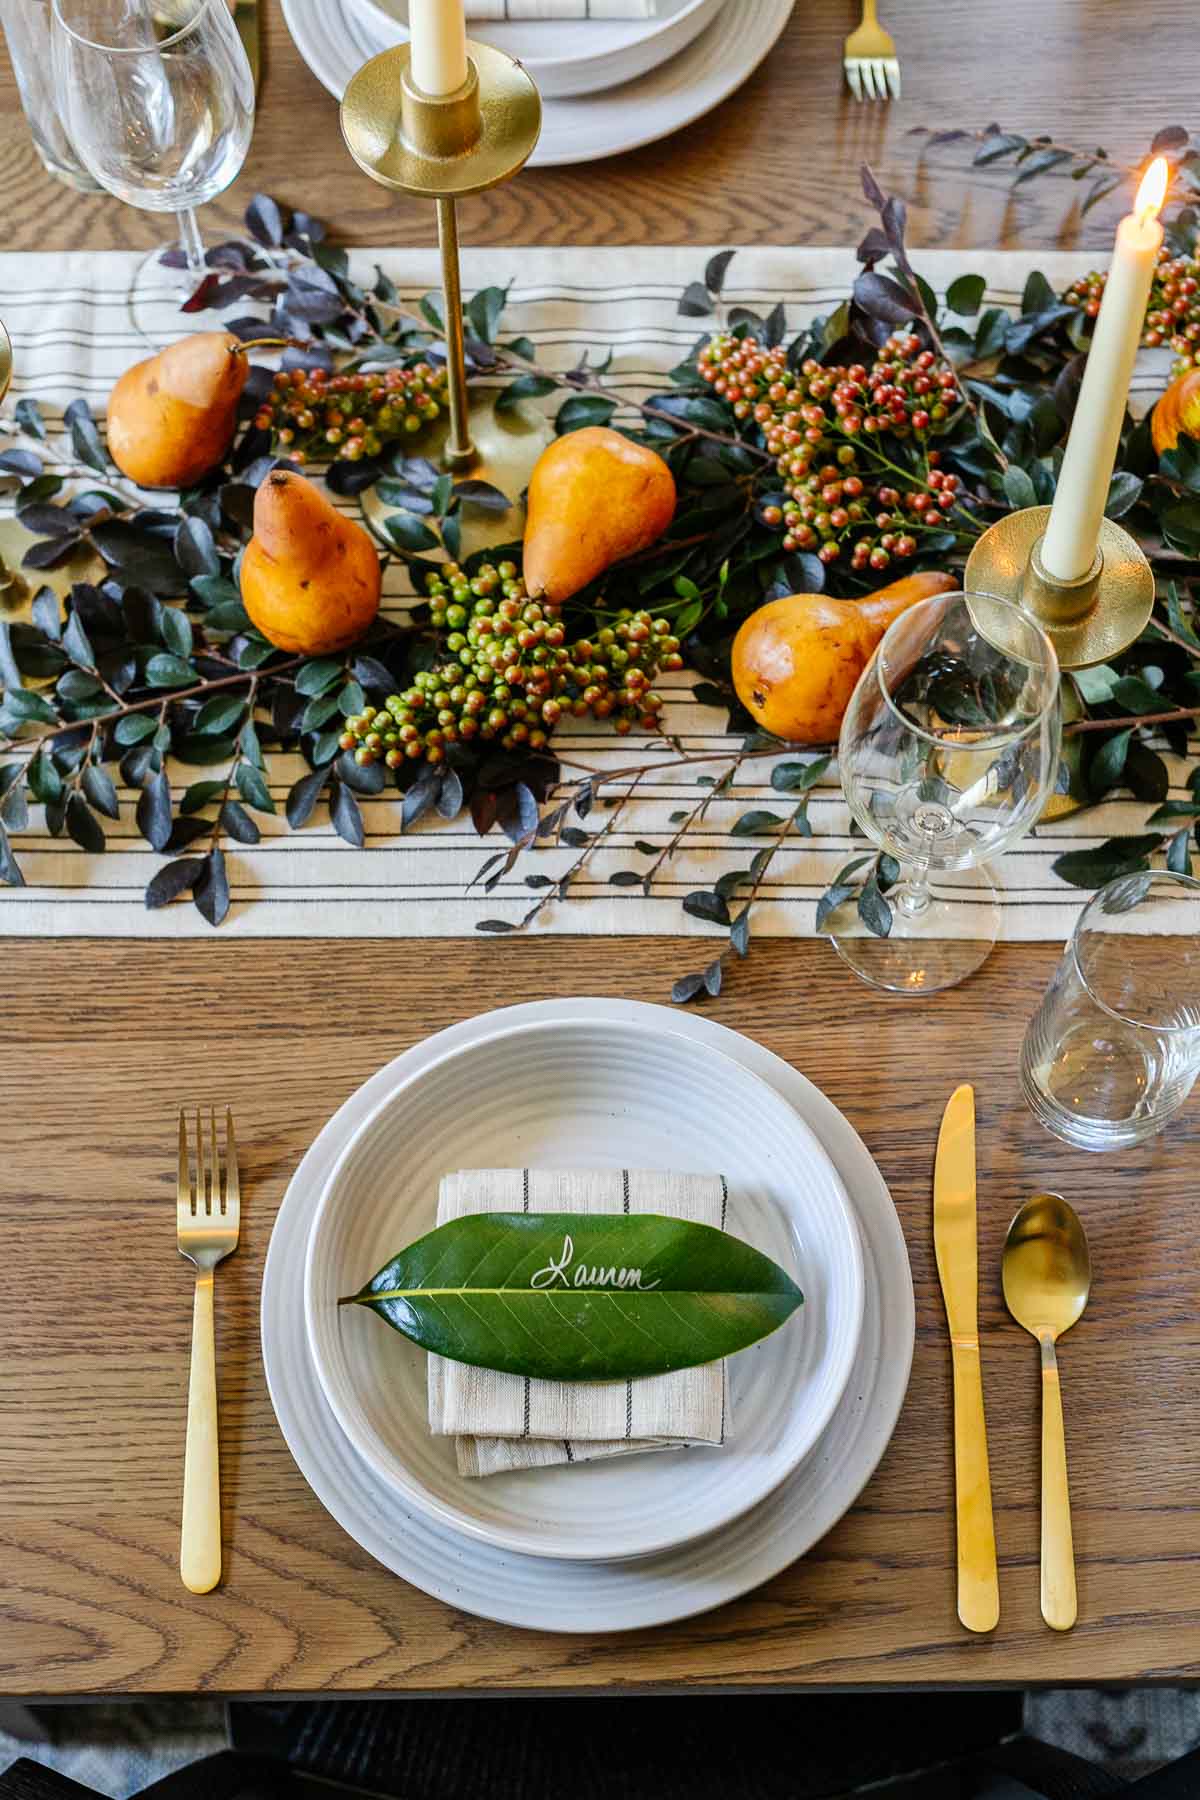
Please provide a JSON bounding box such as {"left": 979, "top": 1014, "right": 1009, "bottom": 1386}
{"left": 263, "top": 998, "right": 915, "bottom": 1631}
{"left": 280, "top": 0, "right": 796, "bottom": 166}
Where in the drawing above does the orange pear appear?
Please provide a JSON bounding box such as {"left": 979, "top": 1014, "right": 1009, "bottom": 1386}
{"left": 731, "top": 570, "right": 960, "bottom": 744}
{"left": 107, "top": 331, "right": 251, "bottom": 489}
{"left": 523, "top": 426, "right": 676, "bottom": 602}
{"left": 240, "top": 470, "right": 382, "bottom": 655}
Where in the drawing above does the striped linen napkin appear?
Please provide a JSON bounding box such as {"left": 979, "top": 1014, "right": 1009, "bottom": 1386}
{"left": 464, "top": 3, "right": 655, "bottom": 16}
{"left": 428, "top": 1167, "right": 730, "bottom": 1478}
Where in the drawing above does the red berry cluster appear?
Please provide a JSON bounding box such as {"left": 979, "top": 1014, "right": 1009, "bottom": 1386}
{"left": 338, "top": 561, "right": 683, "bottom": 768}
{"left": 696, "top": 330, "right": 964, "bottom": 571}
{"left": 1063, "top": 249, "right": 1200, "bottom": 372}
{"left": 253, "top": 363, "right": 449, "bottom": 464}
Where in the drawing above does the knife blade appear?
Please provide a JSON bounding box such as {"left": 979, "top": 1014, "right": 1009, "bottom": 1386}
{"left": 233, "top": 0, "right": 261, "bottom": 97}
{"left": 934, "top": 1083, "right": 1000, "bottom": 1633}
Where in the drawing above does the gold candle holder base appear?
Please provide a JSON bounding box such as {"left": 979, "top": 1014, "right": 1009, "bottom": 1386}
{"left": 341, "top": 43, "right": 541, "bottom": 483}
{"left": 964, "top": 504, "right": 1155, "bottom": 671}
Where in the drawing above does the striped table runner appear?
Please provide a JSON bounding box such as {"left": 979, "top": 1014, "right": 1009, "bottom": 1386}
{"left": 0, "top": 244, "right": 1180, "bottom": 938}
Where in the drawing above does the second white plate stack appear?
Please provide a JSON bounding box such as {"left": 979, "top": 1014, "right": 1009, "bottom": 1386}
{"left": 280, "top": 0, "right": 797, "bottom": 165}
{"left": 263, "top": 998, "right": 917, "bottom": 1631}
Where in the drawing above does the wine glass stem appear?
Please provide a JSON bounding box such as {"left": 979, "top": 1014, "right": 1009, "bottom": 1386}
{"left": 894, "top": 863, "right": 932, "bottom": 919}
{"left": 177, "top": 207, "right": 206, "bottom": 275}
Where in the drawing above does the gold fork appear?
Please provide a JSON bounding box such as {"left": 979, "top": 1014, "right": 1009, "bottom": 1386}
{"left": 177, "top": 1108, "right": 240, "bottom": 1595}
{"left": 844, "top": 0, "right": 901, "bottom": 102}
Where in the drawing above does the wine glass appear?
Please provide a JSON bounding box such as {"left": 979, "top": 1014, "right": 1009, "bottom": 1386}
{"left": 50, "top": 0, "right": 255, "bottom": 329}
{"left": 823, "top": 589, "right": 1062, "bottom": 995}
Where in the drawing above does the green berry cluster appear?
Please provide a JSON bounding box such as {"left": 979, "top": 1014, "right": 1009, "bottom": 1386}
{"left": 697, "top": 330, "right": 964, "bottom": 571}
{"left": 338, "top": 561, "right": 684, "bottom": 768}
{"left": 1063, "top": 249, "right": 1200, "bottom": 374}
{"left": 254, "top": 363, "right": 449, "bottom": 464}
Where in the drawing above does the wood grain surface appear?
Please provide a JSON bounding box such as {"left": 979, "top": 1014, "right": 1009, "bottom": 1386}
{"left": 2, "top": 0, "right": 1200, "bottom": 1699}
{"left": 2, "top": 937, "right": 1199, "bottom": 1695}
{"left": 0, "top": 2, "right": 1194, "bottom": 256}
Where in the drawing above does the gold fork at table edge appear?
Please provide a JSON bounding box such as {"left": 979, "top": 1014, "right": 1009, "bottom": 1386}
{"left": 177, "top": 1108, "right": 240, "bottom": 1595}
{"left": 844, "top": 0, "right": 902, "bottom": 102}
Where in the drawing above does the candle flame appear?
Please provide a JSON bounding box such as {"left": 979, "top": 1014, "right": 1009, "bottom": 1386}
{"left": 1135, "top": 157, "right": 1169, "bottom": 226}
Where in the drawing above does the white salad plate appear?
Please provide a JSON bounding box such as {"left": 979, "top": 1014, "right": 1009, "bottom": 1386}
{"left": 262, "top": 999, "right": 915, "bottom": 1633}
{"left": 303, "top": 1016, "right": 865, "bottom": 1563}
{"left": 281, "top": 0, "right": 795, "bottom": 167}
{"left": 352, "top": 0, "right": 729, "bottom": 99}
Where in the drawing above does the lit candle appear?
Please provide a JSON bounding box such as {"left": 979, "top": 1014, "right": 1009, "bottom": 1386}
{"left": 1040, "top": 157, "right": 1169, "bottom": 582}
{"left": 408, "top": 0, "right": 468, "bottom": 97}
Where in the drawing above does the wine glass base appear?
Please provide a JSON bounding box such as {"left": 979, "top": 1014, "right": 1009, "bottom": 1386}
{"left": 822, "top": 865, "right": 1000, "bottom": 995}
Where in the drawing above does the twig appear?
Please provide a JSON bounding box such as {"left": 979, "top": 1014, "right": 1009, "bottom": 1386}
{"left": 3, "top": 655, "right": 307, "bottom": 750}
{"left": 1066, "top": 704, "right": 1200, "bottom": 734}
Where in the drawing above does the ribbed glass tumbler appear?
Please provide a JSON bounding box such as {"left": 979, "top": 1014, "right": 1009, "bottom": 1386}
{"left": 1021, "top": 870, "right": 1200, "bottom": 1151}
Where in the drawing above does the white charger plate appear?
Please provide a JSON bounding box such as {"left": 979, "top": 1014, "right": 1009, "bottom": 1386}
{"left": 353, "top": 0, "right": 728, "bottom": 98}
{"left": 262, "top": 998, "right": 915, "bottom": 1632}
{"left": 281, "top": 0, "right": 795, "bottom": 167}
{"left": 304, "top": 1016, "right": 865, "bottom": 1562}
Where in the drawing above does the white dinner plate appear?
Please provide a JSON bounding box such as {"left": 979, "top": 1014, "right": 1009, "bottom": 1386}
{"left": 303, "top": 1016, "right": 865, "bottom": 1562}
{"left": 281, "top": 0, "right": 795, "bottom": 167}
{"left": 262, "top": 999, "right": 915, "bottom": 1632}
{"left": 352, "top": 0, "right": 728, "bottom": 98}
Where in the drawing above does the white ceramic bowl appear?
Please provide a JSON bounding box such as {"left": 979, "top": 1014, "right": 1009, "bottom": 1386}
{"left": 351, "top": 0, "right": 728, "bottom": 98}
{"left": 304, "top": 1016, "right": 865, "bottom": 1562}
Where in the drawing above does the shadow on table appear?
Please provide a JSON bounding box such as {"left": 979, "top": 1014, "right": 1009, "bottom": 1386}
{"left": 5, "top": 1694, "right": 1200, "bottom": 1800}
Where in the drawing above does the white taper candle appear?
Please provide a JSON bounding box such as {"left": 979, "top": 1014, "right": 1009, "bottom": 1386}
{"left": 408, "top": 0, "right": 468, "bottom": 97}
{"left": 1040, "top": 158, "right": 1168, "bottom": 583}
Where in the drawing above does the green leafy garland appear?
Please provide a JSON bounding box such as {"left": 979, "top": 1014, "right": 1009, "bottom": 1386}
{"left": 1, "top": 153, "right": 1198, "bottom": 997}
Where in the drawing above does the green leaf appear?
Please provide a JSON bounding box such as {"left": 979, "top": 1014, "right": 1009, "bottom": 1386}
{"left": 160, "top": 606, "right": 194, "bottom": 660}
{"left": 236, "top": 761, "right": 276, "bottom": 814}
{"left": 82, "top": 764, "right": 119, "bottom": 819}
{"left": 181, "top": 779, "right": 226, "bottom": 816}
{"left": 1, "top": 686, "right": 57, "bottom": 724}
{"left": 974, "top": 307, "right": 1011, "bottom": 359}
{"left": 63, "top": 398, "right": 109, "bottom": 474}
{"left": 383, "top": 510, "right": 440, "bottom": 553}
{"left": 1105, "top": 470, "right": 1142, "bottom": 519}
{"left": 0, "top": 821, "right": 24, "bottom": 886}
{"left": 1002, "top": 466, "right": 1038, "bottom": 510}
{"left": 731, "top": 809, "right": 785, "bottom": 836}
{"left": 1052, "top": 833, "right": 1164, "bottom": 888}
{"left": 1111, "top": 675, "right": 1165, "bottom": 714}
{"left": 495, "top": 374, "right": 557, "bottom": 415}
{"left": 145, "top": 652, "right": 195, "bottom": 688}
{"left": 1087, "top": 727, "right": 1133, "bottom": 798}
{"left": 1147, "top": 800, "right": 1200, "bottom": 824}
{"left": 1167, "top": 827, "right": 1193, "bottom": 874}
{"left": 344, "top": 1212, "right": 803, "bottom": 1381}
{"left": 295, "top": 657, "right": 344, "bottom": 697}
{"left": 194, "top": 694, "right": 246, "bottom": 735}
{"left": 945, "top": 273, "right": 986, "bottom": 316}
{"left": 770, "top": 755, "right": 831, "bottom": 793}
{"left": 465, "top": 283, "right": 509, "bottom": 345}
{"left": 555, "top": 395, "right": 618, "bottom": 435}
{"left": 114, "top": 713, "right": 157, "bottom": 745}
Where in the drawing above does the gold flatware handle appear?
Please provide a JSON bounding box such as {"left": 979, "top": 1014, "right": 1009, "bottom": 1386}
{"left": 950, "top": 1340, "right": 1000, "bottom": 1632}
{"left": 1040, "top": 1336, "right": 1076, "bottom": 1630}
{"left": 181, "top": 1271, "right": 221, "bottom": 1594}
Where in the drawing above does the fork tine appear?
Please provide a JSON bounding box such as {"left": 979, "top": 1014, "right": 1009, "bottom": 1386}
{"left": 195, "top": 1107, "right": 207, "bottom": 1215}
{"left": 885, "top": 60, "right": 901, "bottom": 99}
{"left": 225, "top": 1109, "right": 240, "bottom": 1218}
{"left": 861, "top": 61, "right": 877, "bottom": 100}
{"left": 874, "top": 60, "right": 890, "bottom": 101}
{"left": 177, "top": 1109, "right": 191, "bottom": 1215}
{"left": 209, "top": 1106, "right": 220, "bottom": 1214}
{"left": 845, "top": 60, "right": 863, "bottom": 101}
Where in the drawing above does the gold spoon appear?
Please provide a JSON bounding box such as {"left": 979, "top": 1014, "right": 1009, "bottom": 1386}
{"left": 1001, "top": 1192, "right": 1092, "bottom": 1631}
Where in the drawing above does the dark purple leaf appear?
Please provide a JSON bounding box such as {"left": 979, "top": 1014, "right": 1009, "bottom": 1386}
{"left": 246, "top": 193, "right": 286, "bottom": 248}
{"left": 330, "top": 779, "right": 364, "bottom": 847}
{"left": 145, "top": 856, "right": 204, "bottom": 909}
{"left": 286, "top": 762, "right": 331, "bottom": 828}
{"left": 193, "top": 844, "right": 230, "bottom": 925}
{"left": 853, "top": 269, "right": 918, "bottom": 326}
{"left": 136, "top": 766, "right": 173, "bottom": 851}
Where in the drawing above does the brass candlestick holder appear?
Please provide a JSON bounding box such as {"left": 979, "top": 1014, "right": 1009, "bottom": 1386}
{"left": 964, "top": 505, "right": 1155, "bottom": 671}
{"left": 341, "top": 42, "right": 552, "bottom": 552}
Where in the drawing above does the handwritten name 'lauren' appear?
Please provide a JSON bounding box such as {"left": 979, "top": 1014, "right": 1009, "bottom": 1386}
{"left": 530, "top": 1234, "right": 660, "bottom": 1292}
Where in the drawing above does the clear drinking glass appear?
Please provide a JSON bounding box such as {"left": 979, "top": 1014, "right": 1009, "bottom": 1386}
{"left": 50, "top": 0, "right": 254, "bottom": 280}
{"left": 825, "top": 590, "right": 1062, "bottom": 995}
{"left": 1021, "top": 871, "right": 1200, "bottom": 1151}
{"left": 1, "top": 0, "right": 102, "bottom": 190}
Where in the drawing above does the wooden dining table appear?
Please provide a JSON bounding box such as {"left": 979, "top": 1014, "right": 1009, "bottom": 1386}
{"left": 3, "top": 0, "right": 1200, "bottom": 1699}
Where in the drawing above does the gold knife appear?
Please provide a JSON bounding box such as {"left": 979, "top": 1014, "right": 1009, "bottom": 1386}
{"left": 934, "top": 1083, "right": 1000, "bottom": 1633}
{"left": 233, "top": 0, "right": 261, "bottom": 96}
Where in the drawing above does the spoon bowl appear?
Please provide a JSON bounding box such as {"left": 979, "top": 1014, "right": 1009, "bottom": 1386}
{"left": 1002, "top": 1192, "right": 1092, "bottom": 1633}
{"left": 1002, "top": 1192, "right": 1092, "bottom": 1341}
